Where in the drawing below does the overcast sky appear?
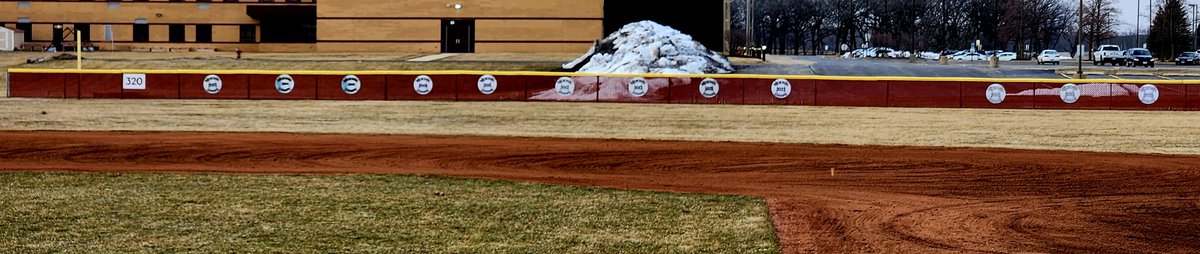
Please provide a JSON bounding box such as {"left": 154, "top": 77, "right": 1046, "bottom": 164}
{"left": 1115, "top": 0, "right": 1199, "bottom": 35}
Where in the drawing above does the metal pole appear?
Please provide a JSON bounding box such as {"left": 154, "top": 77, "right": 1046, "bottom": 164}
{"left": 75, "top": 28, "right": 81, "bottom": 69}
{"left": 1078, "top": 0, "right": 1084, "bottom": 79}
{"left": 1137, "top": 0, "right": 1142, "bottom": 47}
{"left": 1185, "top": 3, "right": 1195, "bottom": 50}
{"left": 746, "top": 0, "right": 754, "bottom": 49}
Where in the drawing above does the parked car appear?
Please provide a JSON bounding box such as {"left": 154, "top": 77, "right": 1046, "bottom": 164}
{"left": 1123, "top": 48, "right": 1155, "bottom": 68}
{"left": 1176, "top": 52, "right": 1200, "bottom": 65}
{"left": 1093, "top": 44, "right": 1123, "bottom": 66}
{"left": 919, "top": 51, "right": 942, "bottom": 60}
{"left": 1036, "top": 50, "right": 1061, "bottom": 65}
{"left": 873, "top": 48, "right": 893, "bottom": 58}
{"left": 953, "top": 52, "right": 985, "bottom": 61}
{"left": 996, "top": 52, "right": 1017, "bottom": 61}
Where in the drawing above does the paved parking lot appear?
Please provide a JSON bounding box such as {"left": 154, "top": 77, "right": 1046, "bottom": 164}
{"left": 740, "top": 55, "right": 1200, "bottom": 80}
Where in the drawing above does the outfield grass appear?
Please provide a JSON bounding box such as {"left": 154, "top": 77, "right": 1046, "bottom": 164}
{"left": 2, "top": 99, "right": 1199, "bottom": 154}
{"left": 0, "top": 173, "right": 778, "bottom": 253}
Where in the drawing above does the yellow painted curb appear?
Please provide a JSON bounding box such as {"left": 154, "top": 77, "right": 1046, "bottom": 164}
{"left": 8, "top": 68, "right": 1200, "bottom": 84}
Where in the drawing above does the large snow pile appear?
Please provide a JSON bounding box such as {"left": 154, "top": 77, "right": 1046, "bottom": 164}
{"left": 564, "top": 21, "right": 733, "bottom": 74}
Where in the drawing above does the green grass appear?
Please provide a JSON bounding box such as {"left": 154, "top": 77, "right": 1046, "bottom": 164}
{"left": 0, "top": 173, "right": 779, "bottom": 253}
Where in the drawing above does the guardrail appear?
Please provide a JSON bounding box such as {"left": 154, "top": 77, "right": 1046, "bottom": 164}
{"left": 6, "top": 68, "right": 1198, "bottom": 111}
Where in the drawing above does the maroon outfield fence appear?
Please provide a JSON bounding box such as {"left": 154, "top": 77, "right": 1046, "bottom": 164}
{"left": 5, "top": 69, "right": 1198, "bottom": 111}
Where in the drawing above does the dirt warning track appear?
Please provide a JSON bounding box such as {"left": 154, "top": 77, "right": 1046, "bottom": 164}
{"left": 1, "top": 131, "right": 1198, "bottom": 253}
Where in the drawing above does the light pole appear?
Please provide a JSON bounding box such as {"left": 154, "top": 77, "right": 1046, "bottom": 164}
{"left": 744, "top": 0, "right": 755, "bottom": 53}
{"left": 1137, "top": 0, "right": 1142, "bottom": 47}
{"left": 1192, "top": 3, "right": 1198, "bottom": 50}
{"left": 1077, "top": 0, "right": 1084, "bottom": 79}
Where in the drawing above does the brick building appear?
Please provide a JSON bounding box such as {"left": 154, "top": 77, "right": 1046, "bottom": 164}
{"left": 1, "top": 0, "right": 725, "bottom": 53}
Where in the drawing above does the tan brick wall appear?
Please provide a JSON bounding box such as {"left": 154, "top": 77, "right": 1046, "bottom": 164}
{"left": 213, "top": 26, "right": 243, "bottom": 43}
{"left": 30, "top": 24, "right": 52, "bottom": 41}
{"left": 312, "top": 0, "right": 602, "bottom": 52}
{"left": 475, "top": 20, "right": 600, "bottom": 42}
{"left": 317, "top": 0, "right": 603, "bottom": 19}
{"left": 475, "top": 42, "right": 592, "bottom": 53}
{"left": 2, "top": 2, "right": 257, "bottom": 24}
{"left": 4, "top": 0, "right": 606, "bottom": 52}
{"left": 317, "top": 42, "right": 440, "bottom": 53}
{"left": 149, "top": 25, "right": 169, "bottom": 42}
{"left": 185, "top": 25, "right": 196, "bottom": 42}
{"left": 259, "top": 43, "right": 316, "bottom": 53}
{"left": 316, "top": 20, "right": 440, "bottom": 41}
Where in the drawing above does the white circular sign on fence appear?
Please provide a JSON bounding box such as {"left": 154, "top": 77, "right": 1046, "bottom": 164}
{"left": 699, "top": 78, "right": 720, "bottom": 99}
{"left": 1059, "top": 83, "right": 1080, "bottom": 104}
{"left": 628, "top": 77, "right": 649, "bottom": 97}
{"left": 1139, "top": 84, "right": 1159, "bottom": 105}
{"left": 203, "top": 74, "right": 222, "bottom": 95}
{"left": 555, "top": 77, "right": 575, "bottom": 97}
{"left": 275, "top": 74, "right": 294, "bottom": 94}
{"left": 341, "top": 75, "right": 361, "bottom": 95}
{"left": 771, "top": 79, "right": 792, "bottom": 99}
{"left": 477, "top": 75, "right": 498, "bottom": 95}
{"left": 986, "top": 83, "right": 1006, "bottom": 104}
{"left": 413, "top": 75, "right": 433, "bottom": 95}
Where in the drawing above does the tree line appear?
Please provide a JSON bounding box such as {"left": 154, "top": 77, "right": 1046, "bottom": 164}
{"left": 732, "top": 0, "right": 1198, "bottom": 58}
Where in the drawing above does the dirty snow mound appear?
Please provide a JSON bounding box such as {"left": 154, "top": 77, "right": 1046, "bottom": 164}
{"left": 565, "top": 21, "right": 733, "bottom": 74}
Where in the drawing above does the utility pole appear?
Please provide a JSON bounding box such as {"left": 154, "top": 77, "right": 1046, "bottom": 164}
{"left": 1077, "top": 0, "right": 1084, "bottom": 79}
{"left": 746, "top": 0, "right": 755, "bottom": 49}
{"left": 1193, "top": 3, "right": 1198, "bottom": 50}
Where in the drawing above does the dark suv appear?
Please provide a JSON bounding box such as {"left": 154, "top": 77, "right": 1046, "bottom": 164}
{"left": 1177, "top": 52, "right": 1200, "bottom": 65}
{"left": 1124, "top": 48, "right": 1155, "bottom": 68}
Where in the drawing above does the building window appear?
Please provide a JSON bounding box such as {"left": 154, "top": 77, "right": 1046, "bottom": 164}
{"left": 133, "top": 24, "right": 149, "bottom": 42}
{"left": 169, "top": 24, "right": 185, "bottom": 42}
{"left": 75, "top": 24, "right": 91, "bottom": 42}
{"left": 107, "top": 2, "right": 119, "bottom": 9}
{"left": 195, "top": 25, "right": 212, "bottom": 43}
{"left": 18, "top": 2, "right": 30, "bottom": 9}
{"left": 16, "top": 20, "right": 32, "bottom": 42}
{"left": 198, "top": 3, "right": 210, "bottom": 10}
{"left": 239, "top": 25, "right": 256, "bottom": 43}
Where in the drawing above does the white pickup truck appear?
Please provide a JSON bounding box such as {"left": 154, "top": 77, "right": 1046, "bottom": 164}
{"left": 1092, "top": 45, "right": 1123, "bottom": 66}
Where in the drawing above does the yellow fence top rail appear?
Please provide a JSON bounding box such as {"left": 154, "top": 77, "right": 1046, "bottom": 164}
{"left": 9, "top": 68, "right": 1200, "bottom": 84}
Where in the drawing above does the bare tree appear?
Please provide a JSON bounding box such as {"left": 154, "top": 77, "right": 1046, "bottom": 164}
{"left": 1081, "top": 0, "right": 1120, "bottom": 53}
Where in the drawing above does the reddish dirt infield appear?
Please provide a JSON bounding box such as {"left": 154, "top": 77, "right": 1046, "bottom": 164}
{"left": 2, "top": 131, "right": 1199, "bottom": 253}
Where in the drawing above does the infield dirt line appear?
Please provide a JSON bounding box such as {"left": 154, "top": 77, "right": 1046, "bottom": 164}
{"left": 2, "top": 99, "right": 1199, "bottom": 155}
{"left": 2, "top": 131, "right": 1198, "bottom": 253}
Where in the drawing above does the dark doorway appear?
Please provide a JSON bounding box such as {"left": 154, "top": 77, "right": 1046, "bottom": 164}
{"left": 16, "top": 23, "right": 32, "bottom": 42}
{"left": 169, "top": 24, "right": 185, "bottom": 42}
{"left": 441, "top": 20, "right": 474, "bottom": 53}
{"left": 52, "top": 24, "right": 63, "bottom": 49}
{"left": 195, "top": 24, "right": 212, "bottom": 43}
{"left": 604, "top": 0, "right": 724, "bottom": 51}
{"left": 239, "top": 25, "right": 256, "bottom": 43}
{"left": 74, "top": 24, "right": 90, "bottom": 42}
{"left": 246, "top": 5, "right": 316, "bottom": 43}
{"left": 133, "top": 24, "right": 149, "bottom": 42}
